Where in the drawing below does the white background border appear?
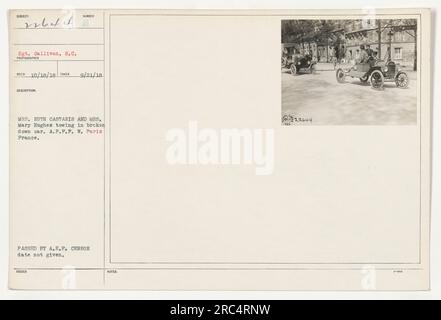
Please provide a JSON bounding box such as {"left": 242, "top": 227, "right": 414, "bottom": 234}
{"left": 1, "top": 0, "right": 439, "bottom": 299}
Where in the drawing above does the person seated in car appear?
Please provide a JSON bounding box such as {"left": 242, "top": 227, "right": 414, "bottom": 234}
{"left": 304, "top": 52, "right": 313, "bottom": 62}
{"left": 292, "top": 49, "right": 303, "bottom": 65}
{"left": 357, "top": 45, "right": 369, "bottom": 64}
{"left": 366, "top": 44, "right": 374, "bottom": 58}
{"left": 372, "top": 51, "right": 379, "bottom": 63}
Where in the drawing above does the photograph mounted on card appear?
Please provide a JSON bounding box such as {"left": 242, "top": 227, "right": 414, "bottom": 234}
{"left": 9, "top": 8, "right": 431, "bottom": 290}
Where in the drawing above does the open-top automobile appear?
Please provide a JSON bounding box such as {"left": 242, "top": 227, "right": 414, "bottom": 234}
{"left": 282, "top": 53, "right": 317, "bottom": 75}
{"left": 335, "top": 58, "right": 409, "bottom": 89}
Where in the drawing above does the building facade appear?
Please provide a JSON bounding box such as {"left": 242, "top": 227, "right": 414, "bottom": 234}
{"left": 283, "top": 19, "right": 417, "bottom": 69}
{"left": 343, "top": 20, "right": 416, "bottom": 68}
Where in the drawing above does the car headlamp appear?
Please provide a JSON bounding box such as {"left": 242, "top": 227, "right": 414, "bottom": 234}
{"left": 383, "top": 67, "right": 388, "bottom": 72}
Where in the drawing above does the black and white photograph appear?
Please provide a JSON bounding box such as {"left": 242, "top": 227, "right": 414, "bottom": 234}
{"left": 281, "top": 19, "right": 418, "bottom": 125}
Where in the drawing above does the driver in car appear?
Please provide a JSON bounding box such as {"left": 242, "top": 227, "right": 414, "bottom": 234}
{"left": 292, "top": 49, "right": 303, "bottom": 65}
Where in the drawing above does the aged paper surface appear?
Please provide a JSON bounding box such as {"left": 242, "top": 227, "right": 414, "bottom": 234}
{"left": 9, "top": 8, "right": 431, "bottom": 290}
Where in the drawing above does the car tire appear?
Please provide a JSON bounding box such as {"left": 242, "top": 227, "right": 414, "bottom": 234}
{"left": 395, "top": 72, "right": 409, "bottom": 88}
{"left": 360, "top": 75, "right": 369, "bottom": 83}
{"left": 370, "top": 70, "right": 384, "bottom": 90}
{"left": 336, "top": 68, "right": 346, "bottom": 83}
{"left": 290, "top": 64, "right": 297, "bottom": 76}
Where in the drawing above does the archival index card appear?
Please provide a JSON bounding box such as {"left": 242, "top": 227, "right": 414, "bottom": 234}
{"left": 9, "top": 8, "right": 432, "bottom": 290}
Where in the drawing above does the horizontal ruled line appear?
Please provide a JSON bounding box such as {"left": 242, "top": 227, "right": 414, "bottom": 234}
{"left": 15, "top": 76, "right": 101, "bottom": 78}
{"left": 14, "top": 267, "right": 424, "bottom": 271}
{"left": 110, "top": 261, "right": 422, "bottom": 265}
{"left": 13, "top": 43, "right": 104, "bottom": 46}
{"left": 14, "top": 27, "right": 103, "bottom": 30}
{"left": 14, "top": 59, "right": 104, "bottom": 62}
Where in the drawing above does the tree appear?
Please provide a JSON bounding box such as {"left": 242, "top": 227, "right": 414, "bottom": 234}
{"left": 377, "top": 19, "right": 417, "bottom": 70}
{"left": 281, "top": 20, "right": 343, "bottom": 61}
{"left": 393, "top": 19, "right": 418, "bottom": 71}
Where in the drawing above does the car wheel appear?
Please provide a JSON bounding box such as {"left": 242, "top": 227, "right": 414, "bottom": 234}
{"left": 290, "top": 64, "right": 297, "bottom": 75}
{"left": 336, "top": 68, "right": 346, "bottom": 83}
{"left": 395, "top": 72, "right": 409, "bottom": 88}
{"left": 360, "top": 75, "right": 368, "bottom": 83}
{"left": 370, "top": 70, "right": 384, "bottom": 90}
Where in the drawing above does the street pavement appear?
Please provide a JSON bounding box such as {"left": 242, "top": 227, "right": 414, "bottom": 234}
{"left": 281, "top": 65, "right": 417, "bottom": 125}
